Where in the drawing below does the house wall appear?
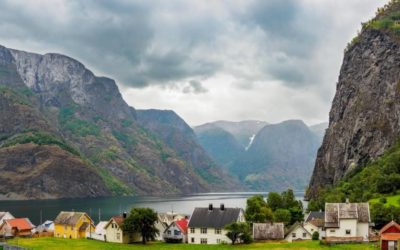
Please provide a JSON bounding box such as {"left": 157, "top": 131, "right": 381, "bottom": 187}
{"left": 285, "top": 226, "right": 312, "bottom": 243}
{"left": 104, "top": 222, "right": 128, "bottom": 243}
{"left": 304, "top": 222, "right": 325, "bottom": 239}
{"left": 155, "top": 221, "right": 166, "bottom": 241}
{"left": 357, "top": 223, "right": 369, "bottom": 240}
{"left": 188, "top": 227, "right": 230, "bottom": 244}
{"left": 325, "top": 219, "right": 359, "bottom": 238}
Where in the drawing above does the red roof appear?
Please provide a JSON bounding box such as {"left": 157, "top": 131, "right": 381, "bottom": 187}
{"left": 380, "top": 221, "right": 400, "bottom": 235}
{"left": 175, "top": 218, "right": 188, "bottom": 234}
{"left": 6, "top": 218, "right": 34, "bottom": 231}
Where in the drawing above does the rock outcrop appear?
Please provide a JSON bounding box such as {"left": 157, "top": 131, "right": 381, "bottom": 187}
{"left": 307, "top": 13, "right": 400, "bottom": 198}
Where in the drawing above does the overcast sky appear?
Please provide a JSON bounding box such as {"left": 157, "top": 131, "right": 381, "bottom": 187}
{"left": 0, "top": 0, "right": 383, "bottom": 126}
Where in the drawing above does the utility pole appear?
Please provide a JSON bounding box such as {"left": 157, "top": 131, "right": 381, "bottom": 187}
{"left": 98, "top": 208, "right": 101, "bottom": 223}
{"left": 40, "top": 209, "right": 43, "bottom": 225}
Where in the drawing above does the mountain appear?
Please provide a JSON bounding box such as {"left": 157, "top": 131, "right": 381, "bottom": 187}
{"left": 196, "top": 120, "right": 268, "bottom": 149}
{"left": 136, "top": 109, "right": 239, "bottom": 189}
{"left": 307, "top": 1, "right": 400, "bottom": 199}
{"left": 0, "top": 45, "right": 236, "bottom": 199}
{"left": 231, "top": 120, "right": 320, "bottom": 191}
{"left": 194, "top": 124, "right": 244, "bottom": 169}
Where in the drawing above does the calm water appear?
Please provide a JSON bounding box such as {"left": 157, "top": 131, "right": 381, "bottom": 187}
{"left": 0, "top": 192, "right": 305, "bottom": 225}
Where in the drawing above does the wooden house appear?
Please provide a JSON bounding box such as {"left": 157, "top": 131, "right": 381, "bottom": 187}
{"left": 0, "top": 218, "right": 35, "bottom": 238}
{"left": 187, "top": 204, "right": 245, "bottom": 244}
{"left": 252, "top": 222, "right": 285, "bottom": 240}
{"left": 104, "top": 214, "right": 141, "bottom": 243}
{"left": 54, "top": 211, "right": 94, "bottom": 239}
{"left": 379, "top": 221, "right": 400, "bottom": 250}
{"left": 284, "top": 222, "right": 312, "bottom": 242}
{"left": 163, "top": 218, "right": 188, "bottom": 243}
{"left": 0, "top": 212, "right": 14, "bottom": 226}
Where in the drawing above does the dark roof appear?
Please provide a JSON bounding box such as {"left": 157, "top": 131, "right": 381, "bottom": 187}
{"left": 305, "top": 211, "right": 325, "bottom": 222}
{"left": 325, "top": 203, "right": 370, "bottom": 228}
{"left": 188, "top": 207, "right": 243, "bottom": 228}
{"left": 253, "top": 223, "right": 284, "bottom": 240}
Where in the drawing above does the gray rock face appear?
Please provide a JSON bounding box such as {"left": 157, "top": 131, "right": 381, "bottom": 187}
{"left": 307, "top": 28, "right": 400, "bottom": 198}
{"left": 10, "top": 49, "right": 134, "bottom": 120}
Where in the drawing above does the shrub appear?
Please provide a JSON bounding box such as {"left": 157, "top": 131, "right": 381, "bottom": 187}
{"left": 312, "top": 231, "right": 319, "bottom": 240}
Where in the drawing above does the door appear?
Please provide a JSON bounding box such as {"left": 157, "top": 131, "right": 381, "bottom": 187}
{"left": 388, "top": 240, "right": 394, "bottom": 250}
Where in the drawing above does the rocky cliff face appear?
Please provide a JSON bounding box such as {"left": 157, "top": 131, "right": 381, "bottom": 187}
{"left": 307, "top": 22, "right": 400, "bottom": 198}
{"left": 0, "top": 45, "right": 236, "bottom": 199}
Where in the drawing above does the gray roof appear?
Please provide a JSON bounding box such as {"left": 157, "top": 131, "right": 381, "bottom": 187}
{"left": 253, "top": 223, "right": 284, "bottom": 240}
{"left": 305, "top": 211, "right": 325, "bottom": 222}
{"left": 325, "top": 202, "right": 370, "bottom": 228}
{"left": 54, "top": 211, "right": 90, "bottom": 226}
{"left": 188, "top": 207, "right": 242, "bottom": 228}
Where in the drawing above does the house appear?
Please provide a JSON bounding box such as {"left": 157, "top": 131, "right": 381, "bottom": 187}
{"left": 155, "top": 212, "right": 186, "bottom": 241}
{"left": 284, "top": 222, "right": 312, "bottom": 242}
{"left": 104, "top": 213, "right": 141, "bottom": 243}
{"left": 0, "top": 218, "right": 35, "bottom": 238}
{"left": 187, "top": 204, "right": 245, "bottom": 244}
{"left": 163, "top": 218, "right": 188, "bottom": 243}
{"left": 32, "top": 220, "right": 54, "bottom": 237}
{"left": 304, "top": 211, "right": 325, "bottom": 239}
{"left": 324, "top": 201, "right": 370, "bottom": 242}
{"left": 379, "top": 220, "right": 400, "bottom": 250}
{"left": 54, "top": 211, "right": 95, "bottom": 239}
{"left": 0, "top": 212, "right": 14, "bottom": 226}
{"left": 252, "top": 222, "right": 284, "bottom": 240}
{"left": 88, "top": 221, "right": 108, "bottom": 241}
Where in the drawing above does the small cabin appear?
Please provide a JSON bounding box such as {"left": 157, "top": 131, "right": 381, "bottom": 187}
{"left": 380, "top": 221, "right": 400, "bottom": 250}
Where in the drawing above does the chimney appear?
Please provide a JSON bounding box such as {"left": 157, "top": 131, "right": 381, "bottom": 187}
{"left": 209, "top": 204, "right": 213, "bottom": 211}
{"left": 123, "top": 212, "right": 127, "bottom": 218}
{"left": 220, "top": 204, "right": 225, "bottom": 211}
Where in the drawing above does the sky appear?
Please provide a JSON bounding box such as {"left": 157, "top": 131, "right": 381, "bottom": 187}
{"left": 0, "top": 0, "right": 384, "bottom": 126}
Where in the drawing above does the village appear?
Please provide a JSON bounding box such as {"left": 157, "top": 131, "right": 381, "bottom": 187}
{"left": 0, "top": 193, "right": 397, "bottom": 250}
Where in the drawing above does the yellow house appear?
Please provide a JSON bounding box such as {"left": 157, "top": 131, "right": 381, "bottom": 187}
{"left": 104, "top": 214, "right": 141, "bottom": 243}
{"left": 54, "top": 211, "right": 95, "bottom": 239}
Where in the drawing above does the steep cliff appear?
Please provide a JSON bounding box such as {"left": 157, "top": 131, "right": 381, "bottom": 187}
{"left": 307, "top": 1, "right": 400, "bottom": 198}
{"left": 0, "top": 45, "right": 236, "bottom": 199}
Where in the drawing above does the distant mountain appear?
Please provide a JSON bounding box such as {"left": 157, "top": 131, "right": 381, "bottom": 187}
{"left": 0, "top": 45, "right": 237, "bottom": 199}
{"left": 195, "top": 120, "right": 267, "bottom": 149}
{"left": 231, "top": 120, "right": 320, "bottom": 191}
{"left": 194, "top": 124, "right": 244, "bottom": 169}
{"left": 309, "top": 122, "right": 328, "bottom": 143}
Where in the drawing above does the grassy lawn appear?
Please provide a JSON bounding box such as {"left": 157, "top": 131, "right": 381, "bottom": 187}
{"left": 370, "top": 194, "right": 400, "bottom": 206}
{"left": 6, "top": 238, "right": 379, "bottom": 250}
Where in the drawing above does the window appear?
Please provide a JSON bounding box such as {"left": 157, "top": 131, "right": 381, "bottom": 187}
{"left": 200, "top": 238, "right": 207, "bottom": 244}
{"left": 174, "top": 230, "right": 180, "bottom": 236}
{"left": 303, "top": 233, "right": 307, "bottom": 238}
{"left": 311, "top": 228, "right": 314, "bottom": 231}
{"left": 201, "top": 228, "right": 207, "bottom": 234}
{"left": 190, "top": 228, "right": 195, "bottom": 234}
{"left": 346, "top": 229, "right": 351, "bottom": 235}
{"left": 292, "top": 233, "right": 296, "bottom": 238}
{"left": 191, "top": 237, "right": 195, "bottom": 243}
{"left": 116, "top": 233, "right": 120, "bottom": 240}
{"left": 215, "top": 228, "right": 221, "bottom": 234}
{"left": 330, "top": 230, "right": 335, "bottom": 233}
{"left": 216, "top": 239, "right": 221, "bottom": 244}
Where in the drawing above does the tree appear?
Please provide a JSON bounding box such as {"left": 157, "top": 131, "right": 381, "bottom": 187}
{"left": 245, "top": 195, "right": 273, "bottom": 222}
{"left": 224, "top": 222, "right": 251, "bottom": 245}
{"left": 281, "top": 189, "right": 297, "bottom": 209}
{"left": 312, "top": 231, "right": 319, "bottom": 240}
{"left": 273, "top": 209, "right": 291, "bottom": 225}
{"left": 123, "top": 208, "right": 159, "bottom": 244}
{"left": 289, "top": 207, "right": 304, "bottom": 225}
{"left": 267, "top": 192, "right": 283, "bottom": 211}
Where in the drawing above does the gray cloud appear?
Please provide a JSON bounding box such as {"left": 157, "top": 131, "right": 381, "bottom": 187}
{"left": 182, "top": 80, "right": 208, "bottom": 94}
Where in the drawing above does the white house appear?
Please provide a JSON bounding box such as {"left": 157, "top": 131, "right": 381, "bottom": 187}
{"left": 284, "top": 223, "right": 312, "bottom": 242}
{"left": 155, "top": 212, "right": 186, "bottom": 241}
{"left": 324, "top": 201, "right": 370, "bottom": 242}
{"left": 88, "top": 221, "right": 108, "bottom": 241}
{"left": 0, "top": 212, "right": 14, "bottom": 226}
{"left": 163, "top": 218, "right": 188, "bottom": 243}
{"left": 104, "top": 214, "right": 140, "bottom": 244}
{"left": 187, "top": 204, "right": 245, "bottom": 244}
{"left": 304, "top": 211, "right": 325, "bottom": 239}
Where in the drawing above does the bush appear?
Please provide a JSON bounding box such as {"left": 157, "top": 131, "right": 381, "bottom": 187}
{"left": 380, "top": 197, "right": 388, "bottom": 204}
{"left": 312, "top": 231, "right": 319, "bottom": 240}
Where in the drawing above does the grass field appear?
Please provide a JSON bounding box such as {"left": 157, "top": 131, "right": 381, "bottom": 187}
{"left": 370, "top": 194, "right": 400, "bottom": 206}
{"left": 6, "top": 238, "right": 379, "bottom": 250}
